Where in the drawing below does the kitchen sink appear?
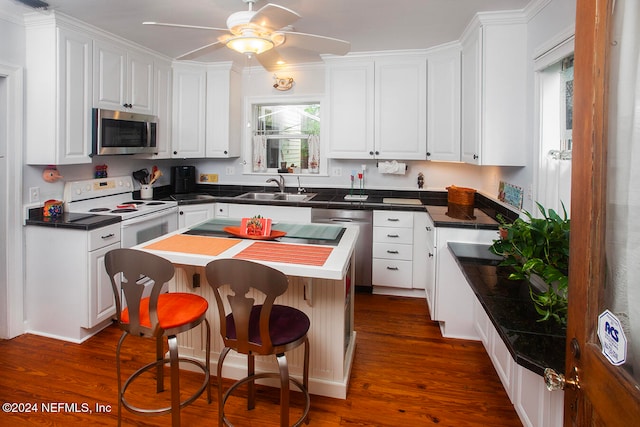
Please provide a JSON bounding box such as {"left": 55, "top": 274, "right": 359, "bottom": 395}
{"left": 235, "top": 192, "right": 317, "bottom": 202}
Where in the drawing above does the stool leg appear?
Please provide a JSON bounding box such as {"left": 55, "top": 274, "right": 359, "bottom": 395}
{"left": 276, "top": 353, "right": 290, "bottom": 427}
{"left": 203, "top": 318, "right": 212, "bottom": 403}
{"left": 168, "top": 335, "right": 180, "bottom": 427}
{"left": 156, "top": 336, "right": 164, "bottom": 393}
{"left": 217, "top": 347, "right": 231, "bottom": 427}
{"left": 247, "top": 354, "right": 256, "bottom": 410}
{"left": 303, "top": 337, "right": 310, "bottom": 424}
{"left": 116, "top": 332, "right": 127, "bottom": 427}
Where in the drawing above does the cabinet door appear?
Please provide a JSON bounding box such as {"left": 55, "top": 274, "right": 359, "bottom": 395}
{"left": 178, "top": 204, "right": 215, "bottom": 228}
{"left": 205, "top": 65, "right": 241, "bottom": 158}
{"left": 375, "top": 58, "right": 427, "bottom": 160}
{"left": 172, "top": 64, "right": 206, "bottom": 158}
{"left": 85, "top": 241, "right": 120, "bottom": 328}
{"left": 427, "top": 47, "right": 461, "bottom": 161}
{"left": 326, "top": 61, "right": 374, "bottom": 159}
{"left": 127, "top": 50, "right": 154, "bottom": 114}
{"left": 461, "top": 27, "right": 482, "bottom": 164}
{"left": 150, "top": 60, "right": 172, "bottom": 159}
{"left": 93, "top": 39, "right": 126, "bottom": 111}
{"left": 56, "top": 27, "right": 93, "bottom": 164}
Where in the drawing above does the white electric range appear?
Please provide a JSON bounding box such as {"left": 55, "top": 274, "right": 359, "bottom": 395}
{"left": 63, "top": 176, "right": 178, "bottom": 248}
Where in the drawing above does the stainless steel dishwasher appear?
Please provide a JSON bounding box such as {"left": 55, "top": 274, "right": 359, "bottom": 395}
{"left": 311, "top": 208, "right": 372, "bottom": 289}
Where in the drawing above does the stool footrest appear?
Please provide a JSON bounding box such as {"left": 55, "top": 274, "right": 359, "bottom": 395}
{"left": 220, "top": 372, "right": 310, "bottom": 427}
{"left": 121, "top": 356, "right": 210, "bottom": 417}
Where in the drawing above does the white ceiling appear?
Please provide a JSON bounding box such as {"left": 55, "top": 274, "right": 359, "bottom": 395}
{"left": 6, "top": 0, "right": 531, "bottom": 66}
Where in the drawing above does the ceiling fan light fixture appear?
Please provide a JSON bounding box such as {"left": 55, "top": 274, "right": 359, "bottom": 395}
{"left": 226, "top": 34, "right": 274, "bottom": 55}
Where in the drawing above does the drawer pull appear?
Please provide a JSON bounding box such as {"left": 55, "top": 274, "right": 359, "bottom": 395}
{"left": 387, "top": 250, "right": 399, "bottom": 254}
{"left": 101, "top": 233, "right": 115, "bottom": 239}
{"left": 428, "top": 252, "right": 434, "bottom": 258}
{"left": 387, "top": 234, "right": 399, "bottom": 238}
{"left": 426, "top": 226, "right": 432, "bottom": 231}
{"left": 386, "top": 218, "right": 400, "bottom": 222}
{"left": 386, "top": 266, "right": 399, "bottom": 271}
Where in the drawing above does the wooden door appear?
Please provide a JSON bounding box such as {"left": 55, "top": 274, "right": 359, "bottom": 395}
{"left": 564, "top": 0, "right": 640, "bottom": 425}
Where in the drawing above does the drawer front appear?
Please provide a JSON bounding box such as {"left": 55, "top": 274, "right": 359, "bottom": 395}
{"left": 89, "top": 224, "right": 121, "bottom": 251}
{"left": 373, "top": 211, "right": 414, "bottom": 228}
{"left": 372, "top": 259, "right": 413, "bottom": 288}
{"left": 373, "top": 242, "right": 413, "bottom": 261}
{"left": 373, "top": 226, "right": 413, "bottom": 244}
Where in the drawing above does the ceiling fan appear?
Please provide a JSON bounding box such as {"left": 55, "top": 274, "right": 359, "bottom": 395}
{"left": 143, "top": 0, "right": 350, "bottom": 71}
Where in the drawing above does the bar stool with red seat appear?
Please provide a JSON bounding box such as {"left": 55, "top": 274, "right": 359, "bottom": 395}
{"left": 105, "top": 248, "right": 211, "bottom": 427}
{"left": 205, "top": 258, "right": 311, "bottom": 427}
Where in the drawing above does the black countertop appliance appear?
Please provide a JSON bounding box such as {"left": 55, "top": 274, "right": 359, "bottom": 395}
{"left": 171, "top": 166, "right": 196, "bottom": 194}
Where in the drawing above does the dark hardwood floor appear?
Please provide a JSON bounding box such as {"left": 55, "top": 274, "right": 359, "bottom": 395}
{"left": 0, "top": 293, "right": 522, "bottom": 426}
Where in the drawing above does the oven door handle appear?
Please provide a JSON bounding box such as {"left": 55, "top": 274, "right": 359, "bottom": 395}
{"left": 120, "top": 207, "right": 178, "bottom": 228}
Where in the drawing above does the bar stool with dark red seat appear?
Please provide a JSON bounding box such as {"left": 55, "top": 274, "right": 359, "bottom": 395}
{"left": 205, "top": 258, "right": 311, "bottom": 427}
{"left": 105, "top": 248, "right": 211, "bottom": 427}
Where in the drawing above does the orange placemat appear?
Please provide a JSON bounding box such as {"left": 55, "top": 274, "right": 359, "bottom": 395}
{"left": 144, "top": 234, "right": 240, "bottom": 256}
{"left": 234, "top": 242, "right": 333, "bottom": 266}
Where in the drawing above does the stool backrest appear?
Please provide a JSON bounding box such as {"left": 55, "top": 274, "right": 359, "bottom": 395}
{"left": 105, "top": 248, "right": 175, "bottom": 337}
{"left": 205, "top": 259, "right": 288, "bottom": 355}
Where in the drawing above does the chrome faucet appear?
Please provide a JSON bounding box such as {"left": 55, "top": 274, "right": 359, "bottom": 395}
{"left": 266, "top": 175, "right": 285, "bottom": 193}
{"left": 297, "top": 176, "right": 306, "bottom": 194}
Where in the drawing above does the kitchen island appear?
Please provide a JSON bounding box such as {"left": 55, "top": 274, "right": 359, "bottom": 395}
{"left": 134, "top": 219, "right": 359, "bottom": 399}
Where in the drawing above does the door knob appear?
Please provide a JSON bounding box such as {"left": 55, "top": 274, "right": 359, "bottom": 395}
{"left": 544, "top": 367, "right": 580, "bottom": 391}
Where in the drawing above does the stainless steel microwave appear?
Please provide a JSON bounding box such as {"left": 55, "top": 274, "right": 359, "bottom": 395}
{"left": 92, "top": 108, "right": 158, "bottom": 156}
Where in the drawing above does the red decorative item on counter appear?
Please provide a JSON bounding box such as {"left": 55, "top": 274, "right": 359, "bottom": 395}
{"left": 43, "top": 199, "right": 63, "bottom": 217}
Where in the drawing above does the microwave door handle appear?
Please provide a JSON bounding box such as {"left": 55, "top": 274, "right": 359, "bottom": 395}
{"left": 120, "top": 208, "right": 177, "bottom": 228}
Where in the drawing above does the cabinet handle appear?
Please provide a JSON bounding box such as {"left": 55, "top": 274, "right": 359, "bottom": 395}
{"left": 426, "top": 226, "right": 432, "bottom": 231}
{"left": 101, "top": 233, "right": 115, "bottom": 239}
{"left": 387, "top": 250, "right": 399, "bottom": 254}
{"left": 173, "top": 151, "right": 178, "bottom": 155}
{"left": 386, "top": 266, "right": 399, "bottom": 271}
{"left": 369, "top": 151, "right": 374, "bottom": 156}
{"left": 428, "top": 252, "right": 434, "bottom": 258}
{"left": 426, "top": 152, "right": 431, "bottom": 157}
{"left": 386, "top": 218, "right": 400, "bottom": 222}
{"left": 375, "top": 151, "right": 380, "bottom": 155}
{"left": 122, "top": 103, "right": 132, "bottom": 108}
{"left": 179, "top": 211, "right": 184, "bottom": 215}
{"left": 473, "top": 154, "right": 479, "bottom": 160}
{"left": 387, "top": 234, "right": 399, "bottom": 238}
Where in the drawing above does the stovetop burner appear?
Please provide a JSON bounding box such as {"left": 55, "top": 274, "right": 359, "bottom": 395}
{"left": 112, "top": 208, "right": 138, "bottom": 213}
{"left": 146, "top": 201, "right": 165, "bottom": 205}
{"left": 89, "top": 208, "right": 111, "bottom": 212}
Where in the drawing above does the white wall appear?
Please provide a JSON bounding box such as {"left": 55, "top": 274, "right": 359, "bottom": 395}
{"left": 497, "top": 0, "right": 576, "bottom": 213}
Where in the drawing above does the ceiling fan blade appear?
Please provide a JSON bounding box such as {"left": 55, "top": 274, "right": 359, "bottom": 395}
{"left": 255, "top": 48, "right": 286, "bottom": 72}
{"left": 250, "top": 3, "right": 300, "bottom": 31}
{"left": 279, "top": 31, "right": 350, "bottom": 56}
{"left": 176, "top": 40, "right": 224, "bottom": 60}
{"left": 143, "top": 21, "right": 228, "bottom": 32}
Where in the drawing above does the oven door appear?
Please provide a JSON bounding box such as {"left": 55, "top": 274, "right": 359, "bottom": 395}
{"left": 120, "top": 207, "right": 178, "bottom": 248}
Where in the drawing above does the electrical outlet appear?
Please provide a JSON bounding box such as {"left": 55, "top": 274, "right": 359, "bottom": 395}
{"left": 225, "top": 167, "right": 235, "bottom": 175}
{"left": 332, "top": 167, "right": 342, "bottom": 177}
{"left": 29, "top": 187, "right": 40, "bottom": 203}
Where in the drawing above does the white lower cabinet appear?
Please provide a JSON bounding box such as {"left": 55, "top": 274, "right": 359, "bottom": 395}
{"left": 25, "top": 223, "right": 121, "bottom": 342}
{"left": 473, "top": 298, "right": 564, "bottom": 427}
{"left": 430, "top": 226, "right": 496, "bottom": 338}
{"left": 227, "top": 204, "right": 312, "bottom": 223}
{"left": 178, "top": 203, "right": 215, "bottom": 228}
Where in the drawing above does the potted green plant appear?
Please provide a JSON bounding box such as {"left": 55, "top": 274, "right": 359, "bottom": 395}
{"left": 490, "top": 202, "right": 570, "bottom": 325}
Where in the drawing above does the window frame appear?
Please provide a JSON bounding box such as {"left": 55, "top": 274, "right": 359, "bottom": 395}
{"left": 243, "top": 95, "right": 327, "bottom": 176}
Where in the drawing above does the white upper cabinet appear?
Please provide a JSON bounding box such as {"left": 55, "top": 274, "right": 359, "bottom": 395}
{"left": 149, "top": 59, "right": 173, "bottom": 159}
{"left": 25, "top": 15, "right": 93, "bottom": 165}
{"left": 205, "top": 63, "right": 242, "bottom": 158}
{"left": 93, "top": 38, "right": 154, "bottom": 114}
{"left": 426, "top": 45, "right": 462, "bottom": 161}
{"left": 171, "top": 62, "right": 241, "bottom": 159}
{"left": 171, "top": 62, "right": 206, "bottom": 158}
{"left": 460, "top": 15, "right": 527, "bottom": 166}
{"left": 326, "top": 55, "right": 427, "bottom": 160}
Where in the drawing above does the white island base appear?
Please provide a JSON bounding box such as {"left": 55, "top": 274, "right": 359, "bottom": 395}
{"left": 171, "top": 265, "right": 356, "bottom": 400}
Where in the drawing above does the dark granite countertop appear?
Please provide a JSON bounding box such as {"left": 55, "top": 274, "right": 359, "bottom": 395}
{"left": 448, "top": 242, "right": 566, "bottom": 376}
{"left": 25, "top": 208, "right": 121, "bottom": 230}
{"left": 151, "top": 185, "right": 513, "bottom": 229}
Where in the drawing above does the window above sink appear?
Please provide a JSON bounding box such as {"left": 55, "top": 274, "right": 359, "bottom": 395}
{"left": 249, "top": 101, "right": 323, "bottom": 176}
